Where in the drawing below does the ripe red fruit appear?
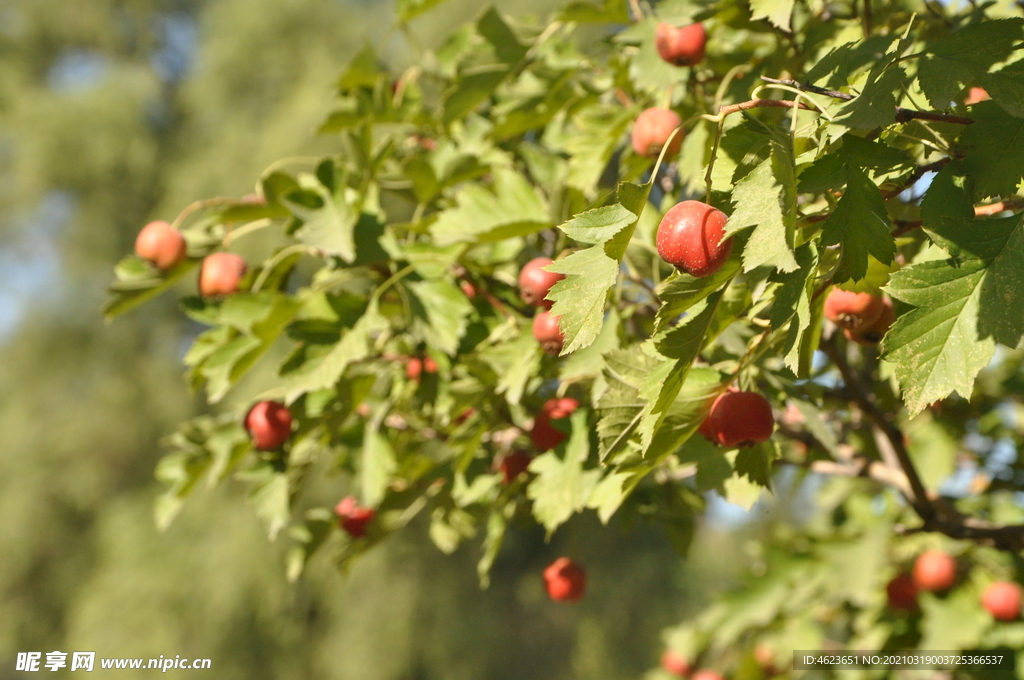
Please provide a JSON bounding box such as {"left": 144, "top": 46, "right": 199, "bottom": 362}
{"left": 334, "top": 496, "right": 375, "bottom": 538}
{"left": 245, "top": 401, "right": 293, "bottom": 450}
{"left": 519, "top": 257, "right": 564, "bottom": 309}
{"left": 631, "top": 107, "right": 684, "bottom": 158}
{"left": 655, "top": 22, "right": 707, "bottom": 67}
{"left": 656, "top": 201, "right": 733, "bottom": 278}
{"left": 533, "top": 310, "right": 565, "bottom": 355}
{"left": 912, "top": 550, "right": 957, "bottom": 592}
{"left": 199, "top": 252, "right": 247, "bottom": 297}
{"left": 844, "top": 297, "right": 895, "bottom": 346}
{"left": 690, "top": 670, "right": 725, "bottom": 680}
{"left": 424, "top": 357, "right": 438, "bottom": 374}
{"left": 824, "top": 289, "right": 884, "bottom": 331}
{"left": 983, "top": 581, "right": 1022, "bottom": 621}
{"left": 965, "top": 87, "right": 990, "bottom": 105}
{"left": 406, "top": 357, "right": 423, "bottom": 381}
{"left": 459, "top": 280, "right": 477, "bottom": 299}
{"left": 661, "top": 650, "right": 692, "bottom": 677}
{"left": 544, "top": 557, "right": 586, "bottom": 602}
{"left": 531, "top": 397, "right": 579, "bottom": 451}
{"left": 499, "top": 450, "right": 533, "bottom": 484}
{"left": 699, "top": 391, "right": 774, "bottom": 448}
{"left": 754, "top": 644, "right": 776, "bottom": 675}
{"left": 886, "top": 573, "right": 919, "bottom": 611}
{"left": 135, "top": 220, "right": 187, "bottom": 271}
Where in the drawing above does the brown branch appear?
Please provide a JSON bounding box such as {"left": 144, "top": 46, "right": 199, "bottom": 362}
{"left": 863, "top": 0, "right": 873, "bottom": 37}
{"left": 760, "top": 77, "right": 974, "bottom": 126}
{"left": 820, "top": 337, "right": 1024, "bottom": 551}
{"left": 894, "top": 197, "right": 1024, "bottom": 236}
{"left": 718, "top": 98, "right": 819, "bottom": 117}
{"left": 880, "top": 158, "right": 951, "bottom": 199}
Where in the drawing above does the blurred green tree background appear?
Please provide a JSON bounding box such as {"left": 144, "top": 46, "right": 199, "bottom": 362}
{"left": 0, "top": 1, "right": 740, "bottom": 677}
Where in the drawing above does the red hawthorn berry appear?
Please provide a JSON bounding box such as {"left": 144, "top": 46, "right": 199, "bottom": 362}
{"left": 965, "top": 87, "right": 990, "bottom": 104}
{"left": 334, "top": 496, "right": 375, "bottom": 538}
{"left": 661, "top": 649, "right": 692, "bottom": 677}
{"left": 135, "top": 220, "right": 187, "bottom": 271}
{"left": 245, "top": 401, "right": 293, "bottom": 451}
{"left": 406, "top": 357, "right": 423, "bottom": 381}
{"left": 519, "top": 257, "right": 564, "bottom": 309}
{"left": 655, "top": 22, "right": 707, "bottom": 67}
{"left": 754, "top": 643, "right": 778, "bottom": 676}
{"left": 699, "top": 390, "right": 774, "bottom": 448}
{"left": 824, "top": 288, "right": 885, "bottom": 331}
{"left": 886, "top": 573, "right": 919, "bottom": 611}
{"left": 912, "top": 550, "right": 957, "bottom": 592}
{"left": 656, "top": 200, "right": 733, "bottom": 278}
{"left": 983, "top": 581, "right": 1022, "bottom": 621}
{"left": 459, "top": 280, "right": 477, "bottom": 299}
{"left": 531, "top": 397, "right": 579, "bottom": 451}
{"left": 844, "top": 296, "right": 895, "bottom": 346}
{"left": 533, "top": 310, "right": 565, "bottom": 355}
{"left": 423, "top": 356, "right": 438, "bottom": 374}
{"left": 544, "top": 557, "right": 586, "bottom": 602}
{"left": 631, "top": 107, "right": 684, "bottom": 158}
{"left": 690, "top": 670, "right": 725, "bottom": 680}
{"left": 499, "top": 450, "right": 533, "bottom": 484}
{"left": 199, "top": 252, "right": 247, "bottom": 297}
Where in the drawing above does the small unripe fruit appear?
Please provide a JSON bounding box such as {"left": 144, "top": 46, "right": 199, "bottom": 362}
{"left": 531, "top": 397, "right": 579, "bottom": 451}
{"left": 533, "top": 310, "right": 565, "bottom": 355}
{"left": 824, "top": 289, "right": 884, "bottom": 331}
{"left": 245, "top": 401, "right": 293, "bottom": 450}
{"left": 519, "top": 257, "right": 564, "bottom": 309}
{"left": 655, "top": 22, "right": 707, "bottom": 67}
{"left": 844, "top": 297, "right": 895, "bottom": 346}
{"left": 499, "top": 450, "right": 533, "bottom": 484}
{"left": 334, "top": 496, "right": 375, "bottom": 538}
{"left": 886, "top": 573, "right": 919, "bottom": 611}
{"left": 661, "top": 650, "right": 691, "bottom": 677}
{"left": 965, "top": 87, "right": 990, "bottom": 105}
{"left": 983, "top": 581, "right": 1022, "bottom": 621}
{"left": 912, "top": 550, "right": 957, "bottom": 592}
{"left": 657, "top": 201, "right": 733, "bottom": 278}
{"left": 699, "top": 390, "right": 774, "bottom": 448}
{"left": 135, "top": 220, "right": 187, "bottom": 271}
{"left": 632, "top": 108, "right": 684, "bottom": 158}
{"left": 544, "top": 557, "right": 586, "bottom": 602}
{"left": 199, "top": 252, "right": 247, "bottom": 297}
{"left": 691, "top": 670, "right": 725, "bottom": 680}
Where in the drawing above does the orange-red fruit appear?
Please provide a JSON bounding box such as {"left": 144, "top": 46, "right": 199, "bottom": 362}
{"left": 499, "top": 450, "right": 533, "bottom": 484}
{"left": 135, "top": 220, "right": 187, "bottom": 271}
{"left": 691, "top": 670, "right": 725, "bottom": 680}
{"left": 406, "top": 357, "right": 423, "bottom": 381}
{"left": 754, "top": 644, "right": 776, "bottom": 675}
{"left": 533, "top": 310, "right": 565, "bottom": 355}
{"left": 824, "top": 289, "right": 884, "bottom": 331}
{"left": 912, "top": 550, "right": 957, "bottom": 592}
{"left": 632, "top": 107, "right": 684, "bottom": 158}
{"left": 544, "top": 557, "right": 586, "bottom": 602}
{"left": 965, "top": 87, "right": 990, "bottom": 105}
{"left": 531, "top": 397, "right": 579, "bottom": 451}
{"left": 656, "top": 201, "right": 733, "bottom": 278}
{"left": 661, "top": 650, "right": 692, "bottom": 677}
{"left": 886, "top": 573, "right": 919, "bottom": 611}
{"left": 844, "top": 297, "right": 895, "bottom": 346}
{"left": 245, "top": 400, "right": 293, "bottom": 450}
{"left": 460, "top": 280, "right": 477, "bottom": 299}
{"left": 983, "top": 581, "right": 1022, "bottom": 621}
{"left": 334, "top": 496, "right": 375, "bottom": 538}
{"left": 700, "top": 391, "right": 774, "bottom": 448}
{"left": 519, "top": 257, "right": 564, "bottom": 309}
{"left": 199, "top": 252, "right": 247, "bottom": 297}
{"left": 655, "top": 22, "right": 707, "bottom": 67}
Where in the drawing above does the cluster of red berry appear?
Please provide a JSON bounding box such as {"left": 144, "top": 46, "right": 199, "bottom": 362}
{"left": 887, "top": 550, "right": 1022, "bottom": 620}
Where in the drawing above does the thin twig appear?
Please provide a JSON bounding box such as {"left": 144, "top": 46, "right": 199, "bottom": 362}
{"left": 759, "top": 77, "right": 974, "bottom": 126}
{"left": 863, "top": 0, "right": 873, "bottom": 37}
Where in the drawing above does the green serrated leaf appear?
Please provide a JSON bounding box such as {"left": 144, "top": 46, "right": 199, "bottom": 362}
{"left": 527, "top": 410, "right": 601, "bottom": 537}
{"left": 430, "top": 168, "right": 551, "bottom": 245}
{"left": 820, "top": 164, "right": 894, "bottom": 282}
{"left": 959, "top": 101, "right": 1024, "bottom": 199}
{"left": 727, "top": 158, "right": 799, "bottom": 273}
{"left": 750, "top": 0, "right": 794, "bottom": 31}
